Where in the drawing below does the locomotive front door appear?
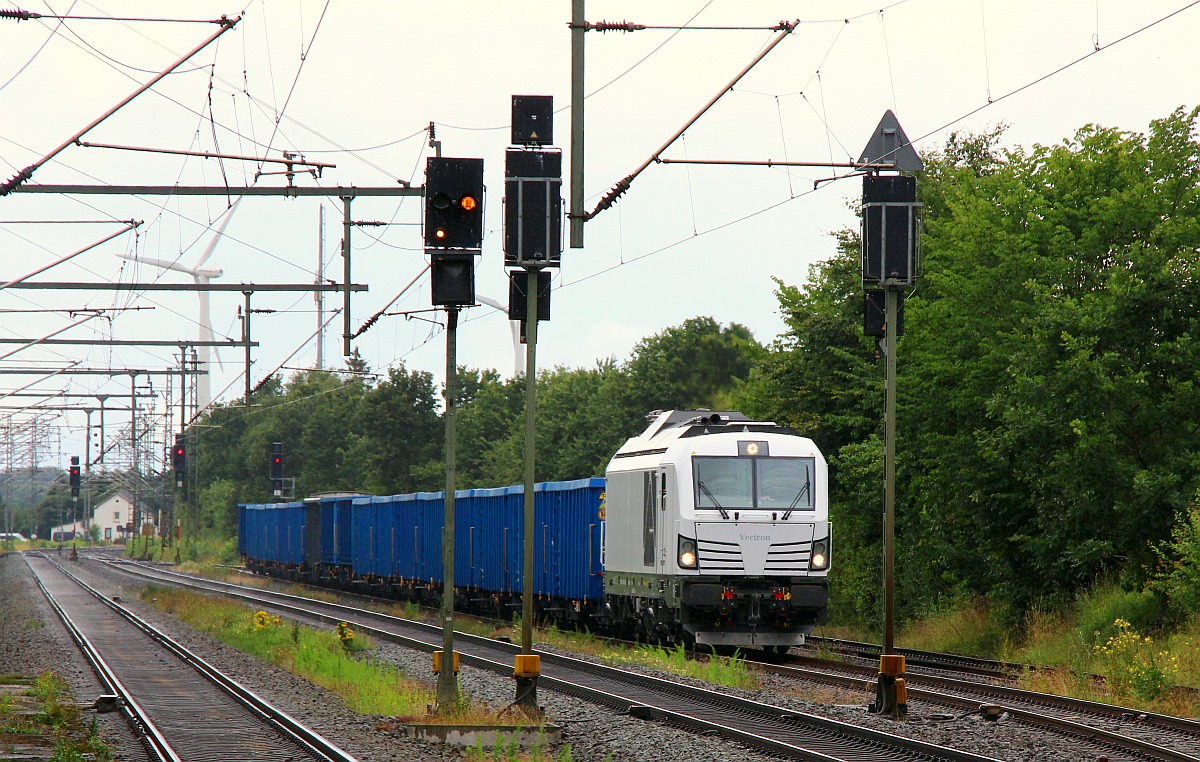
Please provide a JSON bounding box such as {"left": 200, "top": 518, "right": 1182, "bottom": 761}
{"left": 657, "top": 467, "right": 672, "bottom": 576}
{"left": 642, "top": 471, "right": 657, "bottom": 569}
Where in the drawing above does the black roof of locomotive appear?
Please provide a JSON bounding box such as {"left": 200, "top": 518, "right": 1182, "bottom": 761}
{"left": 641, "top": 410, "right": 799, "bottom": 441}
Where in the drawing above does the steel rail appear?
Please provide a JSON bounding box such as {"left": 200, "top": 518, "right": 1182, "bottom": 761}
{"left": 105, "top": 558, "right": 999, "bottom": 762}
{"left": 805, "top": 636, "right": 1023, "bottom": 678}
{"left": 27, "top": 555, "right": 182, "bottom": 762}
{"left": 796, "top": 643, "right": 1200, "bottom": 732}
{"left": 806, "top": 636, "right": 1200, "bottom": 716}
{"left": 32, "top": 554, "right": 359, "bottom": 762}
{"left": 756, "top": 657, "right": 1200, "bottom": 762}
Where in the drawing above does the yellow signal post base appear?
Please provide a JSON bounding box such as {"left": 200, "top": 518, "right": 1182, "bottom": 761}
{"left": 432, "top": 650, "right": 460, "bottom": 675}
{"left": 513, "top": 654, "right": 541, "bottom": 678}
{"left": 513, "top": 655, "right": 542, "bottom": 718}
{"left": 879, "top": 654, "right": 906, "bottom": 676}
{"left": 870, "top": 654, "right": 907, "bottom": 719}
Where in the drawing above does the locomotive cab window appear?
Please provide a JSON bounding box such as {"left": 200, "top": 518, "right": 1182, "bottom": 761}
{"left": 693, "top": 456, "right": 814, "bottom": 512}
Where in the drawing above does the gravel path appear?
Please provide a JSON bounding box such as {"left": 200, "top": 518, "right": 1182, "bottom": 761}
{"left": 2, "top": 550, "right": 1111, "bottom": 761}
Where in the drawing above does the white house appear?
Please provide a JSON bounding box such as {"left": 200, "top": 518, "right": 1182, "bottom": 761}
{"left": 50, "top": 490, "right": 153, "bottom": 542}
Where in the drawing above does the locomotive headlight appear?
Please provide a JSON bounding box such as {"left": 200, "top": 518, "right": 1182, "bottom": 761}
{"left": 678, "top": 536, "right": 698, "bottom": 569}
{"left": 810, "top": 541, "right": 829, "bottom": 571}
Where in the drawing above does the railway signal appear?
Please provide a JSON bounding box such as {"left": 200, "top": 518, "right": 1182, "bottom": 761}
{"left": 858, "top": 110, "right": 923, "bottom": 720}
{"left": 172, "top": 434, "right": 186, "bottom": 486}
{"left": 269, "top": 442, "right": 284, "bottom": 479}
{"left": 270, "top": 442, "right": 284, "bottom": 497}
{"left": 430, "top": 250, "right": 476, "bottom": 307}
{"left": 424, "top": 157, "right": 484, "bottom": 308}
{"left": 424, "top": 157, "right": 484, "bottom": 249}
{"left": 503, "top": 93, "right": 566, "bottom": 717}
{"left": 68, "top": 456, "right": 81, "bottom": 499}
{"left": 504, "top": 148, "right": 562, "bottom": 268}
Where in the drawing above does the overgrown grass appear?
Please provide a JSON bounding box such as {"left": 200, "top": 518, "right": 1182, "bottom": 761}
{"left": 0, "top": 672, "right": 113, "bottom": 761}
{"left": 897, "top": 601, "right": 1013, "bottom": 659}
{"left": 873, "top": 586, "right": 1200, "bottom": 716}
{"left": 473, "top": 617, "right": 757, "bottom": 691}
{"left": 171, "top": 535, "right": 239, "bottom": 569}
{"left": 615, "top": 643, "right": 759, "bottom": 691}
{"left": 464, "top": 731, "right": 585, "bottom": 762}
{"left": 141, "top": 584, "right": 429, "bottom": 715}
{"left": 1031, "top": 587, "right": 1200, "bottom": 714}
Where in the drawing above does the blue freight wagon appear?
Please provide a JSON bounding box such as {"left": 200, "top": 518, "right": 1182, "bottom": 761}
{"left": 538, "top": 478, "right": 605, "bottom": 601}
{"left": 366, "top": 491, "right": 444, "bottom": 584}
{"left": 319, "top": 494, "right": 356, "bottom": 567}
{"left": 240, "top": 502, "right": 305, "bottom": 567}
{"left": 448, "top": 478, "right": 605, "bottom": 602}
{"left": 244, "top": 480, "right": 605, "bottom": 620}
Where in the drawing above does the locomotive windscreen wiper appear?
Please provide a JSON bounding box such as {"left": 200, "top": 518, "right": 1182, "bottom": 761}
{"left": 697, "top": 480, "right": 729, "bottom": 519}
{"left": 781, "top": 478, "right": 811, "bottom": 521}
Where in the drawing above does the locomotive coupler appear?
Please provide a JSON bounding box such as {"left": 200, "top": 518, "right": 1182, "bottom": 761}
{"left": 747, "top": 595, "right": 761, "bottom": 627}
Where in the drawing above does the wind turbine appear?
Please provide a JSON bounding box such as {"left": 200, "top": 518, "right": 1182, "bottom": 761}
{"left": 119, "top": 200, "right": 241, "bottom": 413}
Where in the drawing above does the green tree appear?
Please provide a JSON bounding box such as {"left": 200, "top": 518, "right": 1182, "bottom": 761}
{"left": 903, "top": 107, "right": 1200, "bottom": 615}
{"left": 359, "top": 364, "right": 442, "bottom": 495}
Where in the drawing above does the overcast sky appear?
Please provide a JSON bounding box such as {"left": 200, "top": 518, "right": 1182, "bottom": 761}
{"left": 2, "top": 1, "right": 1197, "bottom": 469}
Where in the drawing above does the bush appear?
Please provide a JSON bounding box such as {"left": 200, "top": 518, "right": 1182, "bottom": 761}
{"left": 1074, "top": 584, "right": 1159, "bottom": 643}
{"left": 1093, "top": 618, "right": 1177, "bottom": 701}
{"left": 899, "top": 599, "right": 1009, "bottom": 658}
{"left": 1151, "top": 497, "right": 1200, "bottom": 616}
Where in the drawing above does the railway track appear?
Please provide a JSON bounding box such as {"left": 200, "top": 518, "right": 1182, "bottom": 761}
{"left": 803, "top": 637, "right": 1023, "bottom": 679}
{"left": 757, "top": 653, "right": 1200, "bottom": 762}
{"left": 25, "top": 553, "right": 358, "bottom": 762}
{"left": 99, "top": 556, "right": 1003, "bottom": 762}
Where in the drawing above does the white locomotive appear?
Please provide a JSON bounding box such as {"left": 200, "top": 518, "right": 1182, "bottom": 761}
{"left": 600, "top": 410, "right": 830, "bottom": 650}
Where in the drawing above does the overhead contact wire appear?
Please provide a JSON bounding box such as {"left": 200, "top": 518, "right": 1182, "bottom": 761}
{"left": 584, "top": 20, "right": 800, "bottom": 221}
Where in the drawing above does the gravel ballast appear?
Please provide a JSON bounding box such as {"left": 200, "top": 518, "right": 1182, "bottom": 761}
{"left": 2, "top": 550, "right": 1113, "bottom": 761}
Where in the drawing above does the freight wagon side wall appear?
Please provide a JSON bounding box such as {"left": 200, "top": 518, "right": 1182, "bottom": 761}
{"left": 538, "top": 478, "right": 605, "bottom": 601}
{"left": 351, "top": 480, "right": 605, "bottom": 601}
{"left": 319, "top": 495, "right": 356, "bottom": 567}
{"left": 237, "top": 504, "right": 248, "bottom": 557}
{"left": 455, "top": 485, "right": 518, "bottom": 592}
{"left": 285, "top": 503, "right": 306, "bottom": 566}
{"left": 242, "top": 504, "right": 260, "bottom": 561}
{"left": 441, "top": 479, "right": 605, "bottom": 601}
{"left": 241, "top": 502, "right": 304, "bottom": 567}
{"left": 370, "top": 492, "right": 445, "bottom": 583}
{"left": 319, "top": 499, "right": 336, "bottom": 565}
{"left": 350, "top": 497, "right": 376, "bottom": 577}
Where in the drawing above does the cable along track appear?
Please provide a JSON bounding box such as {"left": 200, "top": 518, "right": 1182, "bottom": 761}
{"left": 26, "top": 553, "right": 357, "bottom": 762}
{"left": 103, "top": 557, "right": 1000, "bottom": 762}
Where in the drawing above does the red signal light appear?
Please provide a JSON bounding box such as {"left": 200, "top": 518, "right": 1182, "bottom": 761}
{"left": 460, "top": 195, "right": 478, "bottom": 211}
